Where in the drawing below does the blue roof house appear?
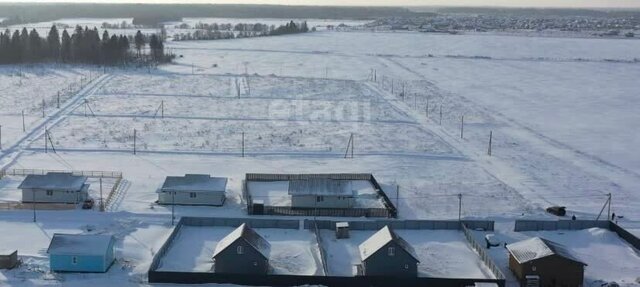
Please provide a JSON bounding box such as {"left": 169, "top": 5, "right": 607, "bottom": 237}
{"left": 47, "top": 234, "right": 116, "bottom": 273}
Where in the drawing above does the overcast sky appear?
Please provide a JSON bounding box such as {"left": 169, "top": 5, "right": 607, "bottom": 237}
{"left": 0, "top": 0, "right": 639, "bottom": 8}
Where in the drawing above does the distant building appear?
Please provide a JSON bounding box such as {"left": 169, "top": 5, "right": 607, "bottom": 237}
{"left": 157, "top": 174, "right": 227, "bottom": 206}
{"left": 288, "top": 178, "right": 355, "bottom": 208}
{"left": 47, "top": 234, "right": 116, "bottom": 273}
{"left": 358, "top": 225, "right": 419, "bottom": 277}
{"left": 506, "top": 237, "right": 586, "bottom": 287}
{"left": 19, "top": 172, "right": 89, "bottom": 204}
{"left": 0, "top": 250, "right": 18, "bottom": 269}
{"left": 212, "top": 223, "right": 270, "bottom": 274}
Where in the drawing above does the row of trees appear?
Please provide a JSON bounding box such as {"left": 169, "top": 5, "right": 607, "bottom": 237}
{"left": 174, "top": 21, "right": 312, "bottom": 41}
{"left": 0, "top": 25, "right": 172, "bottom": 65}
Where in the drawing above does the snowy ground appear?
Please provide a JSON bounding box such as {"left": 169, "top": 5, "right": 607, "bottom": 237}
{"left": 157, "top": 225, "right": 322, "bottom": 275}
{"left": 320, "top": 229, "right": 494, "bottom": 278}
{"left": 0, "top": 23, "right": 639, "bottom": 286}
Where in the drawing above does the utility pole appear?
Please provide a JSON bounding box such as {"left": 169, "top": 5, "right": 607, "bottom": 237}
{"left": 0, "top": 124, "right": 2, "bottom": 150}
{"left": 133, "top": 129, "right": 137, "bottom": 155}
{"left": 607, "top": 193, "right": 612, "bottom": 221}
{"left": 42, "top": 99, "right": 45, "bottom": 118}
{"left": 488, "top": 131, "right": 493, "bottom": 156}
{"left": 44, "top": 126, "right": 48, "bottom": 153}
{"left": 22, "top": 110, "right": 25, "bottom": 132}
{"left": 99, "top": 177, "right": 104, "bottom": 212}
{"left": 426, "top": 98, "right": 429, "bottom": 118}
{"left": 161, "top": 100, "right": 164, "bottom": 118}
{"left": 57, "top": 92, "right": 60, "bottom": 109}
{"left": 396, "top": 184, "right": 400, "bottom": 217}
{"left": 460, "top": 116, "right": 464, "bottom": 139}
{"left": 241, "top": 132, "right": 245, "bottom": 157}
{"left": 439, "top": 106, "right": 442, "bottom": 125}
{"left": 458, "top": 194, "right": 462, "bottom": 221}
{"left": 32, "top": 190, "right": 36, "bottom": 222}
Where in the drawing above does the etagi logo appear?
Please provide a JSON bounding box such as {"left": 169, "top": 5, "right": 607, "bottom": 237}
{"left": 266, "top": 99, "right": 374, "bottom": 124}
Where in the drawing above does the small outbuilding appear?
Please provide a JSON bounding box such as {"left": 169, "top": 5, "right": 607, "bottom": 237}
{"left": 289, "top": 178, "right": 355, "bottom": 208}
{"left": 506, "top": 237, "right": 586, "bottom": 287}
{"left": 157, "top": 174, "right": 227, "bottom": 206}
{"left": 0, "top": 250, "right": 18, "bottom": 269}
{"left": 19, "top": 172, "right": 89, "bottom": 204}
{"left": 358, "top": 225, "right": 419, "bottom": 277}
{"left": 212, "top": 223, "right": 270, "bottom": 275}
{"left": 47, "top": 234, "right": 116, "bottom": 273}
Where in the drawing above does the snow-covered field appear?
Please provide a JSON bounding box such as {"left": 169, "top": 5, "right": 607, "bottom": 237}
{"left": 320, "top": 229, "right": 494, "bottom": 278}
{"left": 0, "top": 23, "right": 639, "bottom": 286}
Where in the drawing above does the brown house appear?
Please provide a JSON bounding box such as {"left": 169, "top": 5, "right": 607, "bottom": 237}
{"left": 506, "top": 237, "right": 587, "bottom": 287}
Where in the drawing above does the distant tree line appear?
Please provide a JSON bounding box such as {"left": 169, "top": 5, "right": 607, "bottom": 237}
{"left": 0, "top": 4, "right": 414, "bottom": 27}
{"left": 174, "top": 20, "right": 312, "bottom": 41}
{"left": 0, "top": 25, "right": 173, "bottom": 65}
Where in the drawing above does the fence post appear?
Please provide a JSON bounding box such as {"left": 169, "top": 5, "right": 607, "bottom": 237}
{"left": 488, "top": 131, "right": 493, "bottom": 156}
{"left": 460, "top": 115, "right": 464, "bottom": 139}
{"left": 22, "top": 110, "right": 25, "bottom": 132}
{"left": 458, "top": 194, "right": 462, "bottom": 221}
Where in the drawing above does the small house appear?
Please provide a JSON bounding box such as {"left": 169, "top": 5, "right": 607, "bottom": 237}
{"left": 19, "top": 172, "right": 89, "bottom": 204}
{"left": 0, "top": 250, "right": 18, "bottom": 269}
{"left": 212, "top": 223, "right": 270, "bottom": 274}
{"left": 157, "top": 174, "right": 227, "bottom": 206}
{"left": 289, "top": 178, "right": 355, "bottom": 208}
{"left": 358, "top": 225, "right": 419, "bottom": 277}
{"left": 47, "top": 234, "right": 116, "bottom": 273}
{"left": 506, "top": 237, "right": 586, "bottom": 287}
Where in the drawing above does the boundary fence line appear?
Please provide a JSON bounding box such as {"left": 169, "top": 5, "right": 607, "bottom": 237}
{"left": 147, "top": 217, "right": 505, "bottom": 287}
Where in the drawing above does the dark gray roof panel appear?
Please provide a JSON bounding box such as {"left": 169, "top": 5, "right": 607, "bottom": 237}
{"left": 18, "top": 172, "right": 88, "bottom": 191}
{"left": 160, "top": 174, "right": 227, "bottom": 193}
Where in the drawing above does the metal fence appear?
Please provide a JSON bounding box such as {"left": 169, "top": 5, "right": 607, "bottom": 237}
{"left": 514, "top": 220, "right": 640, "bottom": 251}
{"left": 304, "top": 219, "right": 494, "bottom": 231}
{"left": 148, "top": 216, "right": 506, "bottom": 286}
{"left": 514, "top": 220, "right": 610, "bottom": 232}
{"left": 0, "top": 168, "right": 122, "bottom": 179}
{"left": 461, "top": 223, "right": 506, "bottom": 280}
{"left": 312, "top": 220, "right": 329, "bottom": 276}
{"left": 244, "top": 173, "right": 397, "bottom": 218}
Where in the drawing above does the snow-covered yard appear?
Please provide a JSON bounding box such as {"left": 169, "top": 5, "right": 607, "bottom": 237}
{"left": 157, "top": 225, "right": 322, "bottom": 275}
{"left": 320, "top": 229, "right": 495, "bottom": 278}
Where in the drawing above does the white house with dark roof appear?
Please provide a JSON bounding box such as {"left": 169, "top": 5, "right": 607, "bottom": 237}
{"left": 288, "top": 178, "right": 355, "bottom": 208}
{"left": 212, "top": 223, "right": 271, "bottom": 274}
{"left": 157, "top": 174, "right": 227, "bottom": 206}
{"left": 19, "top": 172, "right": 89, "bottom": 204}
{"left": 358, "top": 225, "right": 419, "bottom": 277}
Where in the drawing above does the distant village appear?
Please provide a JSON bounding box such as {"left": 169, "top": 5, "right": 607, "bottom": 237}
{"left": 366, "top": 13, "right": 639, "bottom": 38}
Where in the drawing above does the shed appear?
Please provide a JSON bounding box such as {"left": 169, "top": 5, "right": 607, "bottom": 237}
{"left": 336, "top": 222, "right": 350, "bottom": 239}
{"left": 47, "top": 234, "right": 116, "bottom": 273}
{"left": 19, "top": 172, "right": 89, "bottom": 204}
{"left": 212, "top": 223, "right": 271, "bottom": 274}
{"left": 157, "top": 174, "right": 227, "bottom": 206}
{"left": 288, "top": 178, "right": 355, "bottom": 208}
{"left": 0, "top": 250, "right": 18, "bottom": 269}
{"left": 506, "top": 237, "right": 586, "bottom": 287}
{"left": 358, "top": 225, "right": 419, "bottom": 277}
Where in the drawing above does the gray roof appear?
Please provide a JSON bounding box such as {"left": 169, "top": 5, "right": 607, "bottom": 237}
{"left": 288, "top": 179, "right": 354, "bottom": 196}
{"left": 359, "top": 226, "right": 419, "bottom": 262}
{"left": 18, "top": 172, "right": 88, "bottom": 191}
{"left": 47, "top": 234, "right": 115, "bottom": 256}
{"left": 213, "top": 223, "right": 271, "bottom": 260}
{"left": 506, "top": 237, "right": 587, "bottom": 266}
{"left": 160, "top": 174, "right": 227, "bottom": 193}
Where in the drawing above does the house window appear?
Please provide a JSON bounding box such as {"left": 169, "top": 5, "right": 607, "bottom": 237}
{"left": 46, "top": 190, "right": 54, "bottom": 196}
{"left": 388, "top": 247, "right": 395, "bottom": 256}
{"left": 253, "top": 261, "right": 258, "bottom": 266}
{"left": 72, "top": 256, "right": 78, "bottom": 265}
{"left": 189, "top": 192, "right": 197, "bottom": 198}
{"left": 316, "top": 196, "right": 324, "bottom": 202}
{"left": 237, "top": 245, "right": 244, "bottom": 255}
{"left": 404, "top": 264, "right": 409, "bottom": 269}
